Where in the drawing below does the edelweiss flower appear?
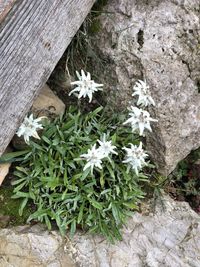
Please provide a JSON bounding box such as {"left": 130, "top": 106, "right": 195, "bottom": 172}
{"left": 69, "top": 70, "right": 103, "bottom": 102}
{"left": 81, "top": 144, "right": 104, "bottom": 172}
{"left": 97, "top": 134, "right": 118, "bottom": 158}
{"left": 132, "top": 80, "right": 155, "bottom": 107}
{"left": 16, "top": 114, "right": 44, "bottom": 144}
{"left": 123, "top": 106, "right": 157, "bottom": 136}
{"left": 123, "top": 142, "right": 148, "bottom": 175}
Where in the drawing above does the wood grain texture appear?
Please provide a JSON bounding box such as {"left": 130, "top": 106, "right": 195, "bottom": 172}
{"left": 0, "top": 0, "right": 96, "bottom": 155}
{"left": 0, "top": 0, "right": 17, "bottom": 23}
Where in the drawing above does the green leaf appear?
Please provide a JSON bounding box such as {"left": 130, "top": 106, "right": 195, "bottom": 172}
{"left": 31, "top": 142, "right": 45, "bottom": 151}
{"left": 13, "top": 181, "right": 27, "bottom": 192}
{"left": 107, "top": 165, "right": 115, "bottom": 179}
{"left": 123, "top": 202, "right": 138, "bottom": 210}
{"left": 44, "top": 215, "right": 52, "bottom": 230}
{"left": 29, "top": 191, "right": 36, "bottom": 200}
{"left": 89, "top": 106, "right": 103, "bottom": 118}
{"left": 12, "top": 191, "right": 30, "bottom": 198}
{"left": 77, "top": 202, "right": 85, "bottom": 224}
{"left": 111, "top": 203, "right": 120, "bottom": 225}
{"left": 11, "top": 177, "right": 26, "bottom": 186}
{"left": 115, "top": 185, "right": 120, "bottom": 196}
{"left": 72, "top": 173, "right": 82, "bottom": 180}
{"left": 100, "top": 172, "right": 105, "bottom": 188}
{"left": 52, "top": 138, "right": 60, "bottom": 146}
{"left": 80, "top": 168, "right": 90, "bottom": 181}
{"left": 63, "top": 170, "right": 68, "bottom": 185}
{"left": 42, "top": 136, "right": 51, "bottom": 145}
{"left": 70, "top": 219, "right": 76, "bottom": 237}
{"left": 19, "top": 198, "right": 28, "bottom": 216}
{"left": 55, "top": 214, "right": 61, "bottom": 227}
{"left": 100, "top": 189, "right": 112, "bottom": 195}
{"left": 27, "top": 209, "right": 48, "bottom": 222}
{"left": 89, "top": 198, "right": 103, "bottom": 210}
{"left": 15, "top": 166, "right": 29, "bottom": 174}
{"left": 111, "top": 133, "right": 117, "bottom": 143}
{"left": 63, "top": 120, "right": 74, "bottom": 130}
{"left": 0, "top": 150, "right": 30, "bottom": 163}
{"left": 45, "top": 125, "right": 57, "bottom": 138}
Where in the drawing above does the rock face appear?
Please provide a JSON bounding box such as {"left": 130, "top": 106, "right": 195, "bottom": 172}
{"left": 67, "top": 195, "right": 200, "bottom": 267}
{"left": 0, "top": 196, "right": 200, "bottom": 267}
{"left": 0, "top": 163, "right": 11, "bottom": 186}
{"left": 0, "top": 224, "right": 75, "bottom": 267}
{"left": 32, "top": 84, "right": 66, "bottom": 117}
{"left": 0, "top": 147, "right": 12, "bottom": 185}
{"left": 91, "top": 0, "right": 200, "bottom": 175}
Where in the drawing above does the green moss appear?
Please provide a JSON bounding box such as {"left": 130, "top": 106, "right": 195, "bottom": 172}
{"left": 0, "top": 186, "right": 33, "bottom": 227}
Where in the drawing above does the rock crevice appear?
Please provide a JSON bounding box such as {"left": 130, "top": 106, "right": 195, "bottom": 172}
{"left": 90, "top": 0, "right": 200, "bottom": 174}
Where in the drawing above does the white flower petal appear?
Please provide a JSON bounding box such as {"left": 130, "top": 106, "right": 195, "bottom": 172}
{"left": 124, "top": 107, "right": 157, "bottom": 135}
{"left": 87, "top": 72, "right": 91, "bottom": 80}
{"left": 139, "top": 123, "right": 145, "bottom": 136}
{"left": 97, "top": 134, "right": 118, "bottom": 158}
{"left": 93, "top": 82, "right": 104, "bottom": 88}
{"left": 69, "top": 70, "right": 103, "bottom": 103}
{"left": 24, "top": 135, "right": 30, "bottom": 144}
{"left": 123, "top": 142, "right": 148, "bottom": 176}
{"left": 88, "top": 91, "right": 93, "bottom": 103}
{"left": 32, "top": 131, "right": 41, "bottom": 140}
{"left": 81, "top": 144, "right": 103, "bottom": 172}
{"left": 81, "top": 69, "right": 86, "bottom": 79}
{"left": 145, "top": 122, "right": 152, "bottom": 132}
{"left": 16, "top": 114, "right": 43, "bottom": 144}
{"left": 133, "top": 80, "right": 155, "bottom": 107}
{"left": 68, "top": 87, "right": 81, "bottom": 96}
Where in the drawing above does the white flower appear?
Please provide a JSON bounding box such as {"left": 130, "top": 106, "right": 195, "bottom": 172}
{"left": 132, "top": 80, "right": 155, "bottom": 107}
{"left": 97, "top": 134, "right": 118, "bottom": 158}
{"left": 123, "top": 106, "right": 157, "bottom": 136}
{"left": 123, "top": 142, "right": 148, "bottom": 175}
{"left": 16, "top": 114, "right": 44, "bottom": 144}
{"left": 81, "top": 144, "right": 104, "bottom": 172}
{"left": 69, "top": 70, "right": 103, "bottom": 102}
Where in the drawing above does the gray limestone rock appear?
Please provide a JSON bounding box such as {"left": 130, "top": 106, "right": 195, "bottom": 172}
{"left": 0, "top": 224, "right": 75, "bottom": 267}
{"left": 66, "top": 195, "right": 200, "bottom": 267}
{"left": 0, "top": 196, "right": 200, "bottom": 267}
{"left": 90, "top": 0, "right": 200, "bottom": 175}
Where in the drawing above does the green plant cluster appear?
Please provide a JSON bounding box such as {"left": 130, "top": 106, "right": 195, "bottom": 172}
{"left": 171, "top": 154, "right": 200, "bottom": 197}
{"left": 11, "top": 107, "right": 149, "bottom": 242}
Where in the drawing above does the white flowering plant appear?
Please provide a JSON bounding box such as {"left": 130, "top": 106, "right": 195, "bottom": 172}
{"left": 123, "top": 106, "right": 157, "bottom": 136}
{"left": 16, "top": 114, "right": 44, "bottom": 144}
{"left": 132, "top": 80, "right": 155, "bottom": 107}
{"left": 69, "top": 70, "right": 103, "bottom": 102}
{"left": 10, "top": 72, "right": 157, "bottom": 242}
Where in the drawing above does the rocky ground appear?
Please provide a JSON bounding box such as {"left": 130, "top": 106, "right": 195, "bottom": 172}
{"left": 0, "top": 195, "right": 199, "bottom": 267}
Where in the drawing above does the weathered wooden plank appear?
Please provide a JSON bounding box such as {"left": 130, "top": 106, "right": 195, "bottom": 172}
{"left": 0, "top": 0, "right": 95, "bottom": 155}
{"left": 0, "top": 0, "right": 16, "bottom": 23}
